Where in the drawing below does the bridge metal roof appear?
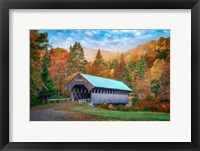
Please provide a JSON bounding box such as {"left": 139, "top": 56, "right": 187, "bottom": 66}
{"left": 80, "top": 73, "right": 132, "bottom": 92}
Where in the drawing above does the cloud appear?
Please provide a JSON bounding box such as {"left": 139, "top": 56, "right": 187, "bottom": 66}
{"left": 40, "top": 29, "right": 170, "bottom": 52}
{"left": 91, "top": 30, "right": 99, "bottom": 34}
{"left": 85, "top": 31, "right": 93, "bottom": 36}
{"left": 105, "top": 33, "right": 111, "bottom": 37}
{"left": 135, "top": 31, "right": 141, "bottom": 36}
{"left": 52, "top": 36, "right": 59, "bottom": 41}
{"left": 57, "top": 32, "right": 63, "bottom": 36}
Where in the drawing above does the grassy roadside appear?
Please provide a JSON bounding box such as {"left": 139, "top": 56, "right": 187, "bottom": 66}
{"left": 30, "top": 102, "right": 170, "bottom": 121}
{"left": 72, "top": 105, "right": 170, "bottom": 121}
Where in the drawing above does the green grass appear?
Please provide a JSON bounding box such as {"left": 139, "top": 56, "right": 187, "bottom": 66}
{"left": 73, "top": 105, "right": 170, "bottom": 121}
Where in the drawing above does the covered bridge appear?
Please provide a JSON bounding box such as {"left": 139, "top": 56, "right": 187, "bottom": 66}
{"left": 65, "top": 73, "right": 132, "bottom": 105}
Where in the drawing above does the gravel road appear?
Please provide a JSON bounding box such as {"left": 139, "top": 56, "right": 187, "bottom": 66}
{"left": 30, "top": 103, "right": 102, "bottom": 121}
{"left": 30, "top": 104, "right": 71, "bottom": 121}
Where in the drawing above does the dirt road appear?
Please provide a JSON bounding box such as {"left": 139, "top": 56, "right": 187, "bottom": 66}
{"left": 30, "top": 103, "right": 103, "bottom": 121}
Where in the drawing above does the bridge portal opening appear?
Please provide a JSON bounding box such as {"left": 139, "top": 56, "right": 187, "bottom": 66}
{"left": 71, "top": 85, "right": 90, "bottom": 101}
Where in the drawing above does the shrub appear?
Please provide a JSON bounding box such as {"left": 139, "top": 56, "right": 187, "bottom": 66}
{"left": 149, "top": 104, "right": 160, "bottom": 112}
{"left": 132, "top": 106, "right": 141, "bottom": 111}
{"left": 131, "top": 98, "right": 138, "bottom": 103}
{"left": 108, "top": 104, "right": 116, "bottom": 111}
{"left": 146, "top": 94, "right": 155, "bottom": 101}
{"left": 132, "top": 100, "right": 170, "bottom": 113}
{"left": 99, "top": 102, "right": 109, "bottom": 109}
{"left": 116, "top": 105, "right": 131, "bottom": 111}
{"left": 30, "top": 99, "right": 40, "bottom": 106}
{"left": 59, "top": 92, "right": 71, "bottom": 98}
{"left": 30, "top": 96, "right": 42, "bottom": 106}
{"left": 144, "top": 106, "right": 151, "bottom": 111}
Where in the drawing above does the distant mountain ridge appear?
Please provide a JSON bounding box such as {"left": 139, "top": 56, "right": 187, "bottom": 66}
{"left": 82, "top": 46, "right": 120, "bottom": 62}
{"left": 53, "top": 37, "right": 170, "bottom": 63}
{"left": 122, "top": 37, "right": 170, "bottom": 66}
{"left": 83, "top": 37, "right": 170, "bottom": 63}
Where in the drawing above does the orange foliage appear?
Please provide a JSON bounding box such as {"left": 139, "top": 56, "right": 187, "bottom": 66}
{"left": 50, "top": 52, "right": 68, "bottom": 62}
{"left": 133, "top": 100, "right": 170, "bottom": 113}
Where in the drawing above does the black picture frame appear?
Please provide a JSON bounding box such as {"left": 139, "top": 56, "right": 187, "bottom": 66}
{"left": 0, "top": 0, "right": 199, "bottom": 151}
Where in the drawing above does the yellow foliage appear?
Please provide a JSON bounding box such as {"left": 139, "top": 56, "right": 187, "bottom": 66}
{"left": 109, "top": 69, "right": 115, "bottom": 78}
{"left": 150, "top": 59, "right": 165, "bottom": 80}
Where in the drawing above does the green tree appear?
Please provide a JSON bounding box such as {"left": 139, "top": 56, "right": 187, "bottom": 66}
{"left": 151, "top": 80, "right": 160, "bottom": 96}
{"left": 135, "top": 56, "right": 147, "bottom": 78}
{"left": 110, "top": 59, "right": 118, "bottom": 70}
{"left": 125, "top": 68, "right": 132, "bottom": 82}
{"left": 39, "top": 52, "right": 56, "bottom": 103}
{"left": 94, "top": 49, "right": 104, "bottom": 66}
{"left": 129, "top": 61, "right": 136, "bottom": 71}
{"left": 156, "top": 49, "right": 170, "bottom": 60}
{"left": 68, "top": 42, "right": 87, "bottom": 73}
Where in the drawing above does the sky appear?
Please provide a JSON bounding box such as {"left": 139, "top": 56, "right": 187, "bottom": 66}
{"left": 39, "top": 29, "right": 170, "bottom": 52}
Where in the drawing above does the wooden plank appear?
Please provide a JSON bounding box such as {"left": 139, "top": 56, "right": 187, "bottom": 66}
{"left": 66, "top": 73, "right": 94, "bottom": 91}
{"left": 91, "top": 93, "right": 129, "bottom": 105}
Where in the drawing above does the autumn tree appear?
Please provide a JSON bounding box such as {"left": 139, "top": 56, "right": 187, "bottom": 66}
{"left": 158, "top": 61, "right": 170, "bottom": 101}
{"left": 30, "top": 30, "right": 49, "bottom": 105}
{"left": 87, "top": 49, "right": 111, "bottom": 77}
{"left": 108, "top": 68, "right": 115, "bottom": 78}
{"left": 114, "top": 53, "right": 126, "bottom": 79}
{"left": 150, "top": 59, "right": 165, "bottom": 80}
{"left": 92, "top": 49, "right": 105, "bottom": 76}
{"left": 50, "top": 47, "right": 67, "bottom": 57}
{"left": 49, "top": 47, "right": 69, "bottom": 96}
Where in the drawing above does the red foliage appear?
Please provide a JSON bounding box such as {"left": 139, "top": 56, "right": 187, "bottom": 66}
{"left": 50, "top": 53, "right": 68, "bottom": 62}
{"left": 133, "top": 100, "right": 170, "bottom": 113}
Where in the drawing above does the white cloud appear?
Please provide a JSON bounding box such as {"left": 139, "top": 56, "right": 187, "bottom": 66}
{"left": 85, "top": 31, "right": 93, "bottom": 36}
{"left": 135, "top": 31, "right": 141, "bottom": 36}
{"left": 105, "top": 33, "right": 111, "bottom": 37}
{"left": 66, "top": 37, "right": 74, "bottom": 42}
{"left": 48, "top": 29, "right": 170, "bottom": 52}
{"left": 52, "top": 36, "right": 59, "bottom": 41}
{"left": 57, "top": 32, "right": 63, "bottom": 36}
{"left": 91, "top": 30, "right": 99, "bottom": 34}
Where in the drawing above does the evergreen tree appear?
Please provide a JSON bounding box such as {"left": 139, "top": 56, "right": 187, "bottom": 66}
{"left": 39, "top": 52, "right": 56, "bottom": 102}
{"left": 125, "top": 68, "right": 132, "bottom": 82}
{"left": 135, "top": 56, "right": 147, "bottom": 78}
{"left": 151, "top": 80, "right": 160, "bottom": 96}
{"left": 77, "top": 42, "right": 87, "bottom": 68}
{"left": 68, "top": 42, "right": 87, "bottom": 73}
{"left": 94, "top": 49, "right": 104, "bottom": 66}
{"left": 110, "top": 59, "right": 118, "bottom": 69}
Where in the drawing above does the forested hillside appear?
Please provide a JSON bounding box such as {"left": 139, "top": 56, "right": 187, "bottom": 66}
{"left": 30, "top": 30, "right": 170, "bottom": 110}
{"left": 83, "top": 46, "right": 120, "bottom": 62}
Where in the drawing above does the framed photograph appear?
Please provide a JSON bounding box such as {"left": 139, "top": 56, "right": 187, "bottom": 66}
{"left": 0, "top": 0, "right": 200, "bottom": 151}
